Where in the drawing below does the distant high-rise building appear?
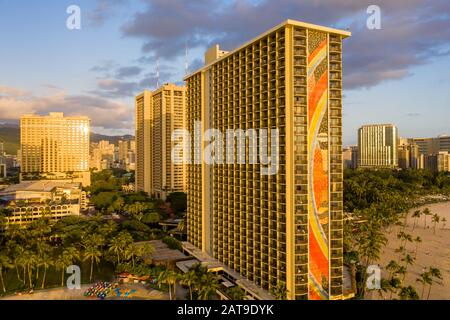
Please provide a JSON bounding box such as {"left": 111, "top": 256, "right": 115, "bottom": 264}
{"left": 90, "top": 140, "right": 115, "bottom": 171}
{"left": 185, "top": 20, "right": 351, "bottom": 300}
{"left": 135, "top": 84, "right": 186, "bottom": 199}
{"left": 412, "top": 135, "right": 450, "bottom": 155}
{"left": 424, "top": 151, "right": 450, "bottom": 172}
{"left": 343, "top": 148, "right": 352, "bottom": 169}
{"left": 398, "top": 144, "right": 410, "bottom": 169}
{"left": 135, "top": 90, "right": 152, "bottom": 194}
{"left": 350, "top": 146, "right": 359, "bottom": 170}
{"left": 409, "top": 143, "right": 424, "bottom": 169}
{"left": 438, "top": 135, "right": 450, "bottom": 153}
{"left": 118, "top": 140, "right": 129, "bottom": 164}
{"left": 358, "top": 124, "right": 398, "bottom": 168}
{"left": 343, "top": 146, "right": 358, "bottom": 169}
{"left": 20, "top": 112, "right": 91, "bottom": 186}
{"left": 117, "top": 139, "right": 136, "bottom": 171}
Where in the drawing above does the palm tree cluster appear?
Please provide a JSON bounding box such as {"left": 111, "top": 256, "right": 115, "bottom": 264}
{"left": 158, "top": 263, "right": 220, "bottom": 300}
{"left": 373, "top": 228, "right": 443, "bottom": 300}
{"left": 416, "top": 267, "right": 443, "bottom": 300}
{"left": 345, "top": 169, "right": 450, "bottom": 214}
{"left": 0, "top": 214, "right": 154, "bottom": 295}
{"left": 412, "top": 208, "right": 446, "bottom": 233}
{"left": 343, "top": 169, "right": 450, "bottom": 300}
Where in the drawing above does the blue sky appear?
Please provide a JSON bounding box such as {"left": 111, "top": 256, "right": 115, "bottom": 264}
{"left": 0, "top": 0, "right": 449, "bottom": 145}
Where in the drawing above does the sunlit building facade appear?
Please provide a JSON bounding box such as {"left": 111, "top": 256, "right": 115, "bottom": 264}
{"left": 185, "top": 20, "right": 351, "bottom": 300}
{"left": 135, "top": 90, "right": 152, "bottom": 194}
{"left": 20, "top": 112, "right": 91, "bottom": 186}
{"left": 135, "top": 84, "right": 186, "bottom": 199}
{"left": 358, "top": 124, "right": 398, "bottom": 168}
{"left": 0, "top": 181, "right": 85, "bottom": 226}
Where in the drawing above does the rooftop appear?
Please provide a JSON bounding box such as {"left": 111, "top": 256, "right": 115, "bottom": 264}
{"left": 185, "top": 19, "right": 351, "bottom": 79}
{"left": 0, "top": 181, "right": 81, "bottom": 194}
{"left": 136, "top": 240, "right": 188, "bottom": 263}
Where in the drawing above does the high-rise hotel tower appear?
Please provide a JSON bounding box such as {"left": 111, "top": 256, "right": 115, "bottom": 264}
{"left": 185, "top": 20, "right": 350, "bottom": 300}
{"left": 20, "top": 112, "right": 91, "bottom": 186}
{"left": 358, "top": 124, "right": 398, "bottom": 168}
{"left": 135, "top": 84, "right": 186, "bottom": 199}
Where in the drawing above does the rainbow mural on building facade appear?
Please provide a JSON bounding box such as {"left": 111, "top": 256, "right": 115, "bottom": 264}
{"left": 307, "top": 30, "right": 330, "bottom": 300}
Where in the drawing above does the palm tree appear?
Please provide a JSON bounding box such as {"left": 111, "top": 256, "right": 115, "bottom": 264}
{"left": 413, "top": 236, "right": 422, "bottom": 259}
{"left": 136, "top": 243, "right": 154, "bottom": 265}
{"left": 64, "top": 246, "right": 80, "bottom": 265}
{"left": 125, "top": 202, "right": 147, "bottom": 221}
{"left": 427, "top": 267, "right": 442, "bottom": 300}
{"left": 83, "top": 245, "right": 102, "bottom": 282}
{"left": 124, "top": 244, "right": 138, "bottom": 269}
{"left": 227, "top": 286, "right": 246, "bottom": 300}
{"left": 395, "top": 246, "right": 406, "bottom": 264}
{"left": 398, "top": 232, "right": 413, "bottom": 251}
{"left": 35, "top": 242, "right": 51, "bottom": 281}
{"left": 389, "top": 277, "right": 402, "bottom": 299}
{"left": 411, "top": 210, "right": 421, "bottom": 230}
{"left": 416, "top": 271, "right": 432, "bottom": 299}
{"left": 13, "top": 245, "right": 25, "bottom": 283}
{"left": 270, "top": 281, "right": 288, "bottom": 300}
{"left": 22, "top": 250, "right": 37, "bottom": 289}
{"left": 165, "top": 271, "right": 180, "bottom": 300}
{"left": 431, "top": 214, "right": 440, "bottom": 234}
{"left": 108, "top": 237, "right": 125, "bottom": 265}
{"left": 399, "top": 286, "right": 419, "bottom": 300}
{"left": 0, "top": 252, "right": 12, "bottom": 293}
{"left": 396, "top": 266, "right": 407, "bottom": 283}
{"left": 401, "top": 254, "right": 415, "bottom": 280}
{"left": 441, "top": 217, "right": 447, "bottom": 230}
{"left": 358, "top": 221, "right": 387, "bottom": 297}
{"left": 386, "top": 260, "right": 399, "bottom": 279}
{"left": 198, "top": 272, "right": 219, "bottom": 300}
{"left": 158, "top": 270, "right": 173, "bottom": 300}
{"left": 422, "top": 208, "right": 431, "bottom": 228}
{"left": 55, "top": 254, "right": 72, "bottom": 287}
{"left": 177, "top": 219, "right": 186, "bottom": 233}
{"left": 181, "top": 270, "right": 197, "bottom": 300}
{"left": 39, "top": 252, "right": 52, "bottom": 289}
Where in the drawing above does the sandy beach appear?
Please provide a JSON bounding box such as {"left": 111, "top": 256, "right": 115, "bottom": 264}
{"left": 0, "top": 283, "right": 169, "bottom": 300}
{"left": 370, "top": 201, "right": 450, "bottom": 300}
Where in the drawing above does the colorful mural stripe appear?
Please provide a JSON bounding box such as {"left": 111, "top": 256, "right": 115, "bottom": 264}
{"left": 307, "top": 33, "right": 330, "bottom": 300}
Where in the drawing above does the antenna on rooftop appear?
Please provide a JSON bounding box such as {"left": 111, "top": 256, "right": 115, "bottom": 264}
{"left": 185, "top": 40, "right": 189, "bottom": 76}
{"left": 156, "top": 57, "right": 159, "bottom": 89}
{"left": 156, "top": 56, "right": 160, "bottom": 88}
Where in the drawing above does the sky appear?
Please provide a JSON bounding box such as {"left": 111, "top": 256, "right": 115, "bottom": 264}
{"left": 0, "top": 0, "right": 449, "bottom": 145}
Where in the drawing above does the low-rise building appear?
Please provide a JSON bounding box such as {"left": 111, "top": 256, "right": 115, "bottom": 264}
{"left": 0, "top": 181, "right": 85, "bottom": 226}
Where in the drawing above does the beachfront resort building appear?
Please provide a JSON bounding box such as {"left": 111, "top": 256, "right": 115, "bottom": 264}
{"left": 184, "top": 19, "right": 351, "bottom": 300}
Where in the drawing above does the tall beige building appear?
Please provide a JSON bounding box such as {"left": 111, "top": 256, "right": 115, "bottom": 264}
{"left": 135, "top": 90, "right": 152, "bottom": 194}
{"left": 358, "top": 124, "right": 398, "bottom": 168}
{"left": 184, "top": 20, "right": 351, "bottom": 300}
{"left": 135, "top": 84, "right": 186, "bottom": 199}
{"left": 20, "top": 112, "right": 91, "bottom": 186}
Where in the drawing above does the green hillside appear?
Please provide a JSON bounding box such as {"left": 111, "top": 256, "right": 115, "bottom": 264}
{"left": 0, "top": 126, "right": 20, "bottom": 155}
